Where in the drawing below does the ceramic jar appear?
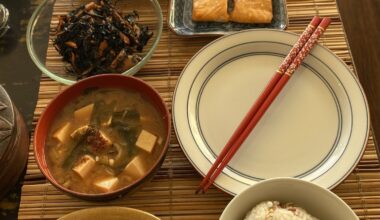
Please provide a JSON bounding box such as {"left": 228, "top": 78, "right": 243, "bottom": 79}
{"left": 0, "top": 4, "right": 10, "bottom": 38}
{"left": 0, "top": 86, "right": 29, "bottom": 198}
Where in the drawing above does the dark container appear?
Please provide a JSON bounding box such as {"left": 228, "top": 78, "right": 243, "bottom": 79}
{"left": 0, "top": 86, "right": 29, "bottom": 198}
{"left": 0, "top": 4, "right": 10, "bottom": 38}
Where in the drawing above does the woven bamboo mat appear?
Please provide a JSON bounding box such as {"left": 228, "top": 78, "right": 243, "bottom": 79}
{"left": 19, "top": 0, "right": 380, "bottom": 219}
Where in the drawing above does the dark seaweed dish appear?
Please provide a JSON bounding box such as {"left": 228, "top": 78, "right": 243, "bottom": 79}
{"left": 45, "top": 88, "right": 166, "bottom": 194}
{"left": 54, "top": 0, "right": 153, "bottom": 79}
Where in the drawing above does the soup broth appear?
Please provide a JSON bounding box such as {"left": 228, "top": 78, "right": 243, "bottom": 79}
{"left": 45, "top": 88, "right": 166, "bottom": 194}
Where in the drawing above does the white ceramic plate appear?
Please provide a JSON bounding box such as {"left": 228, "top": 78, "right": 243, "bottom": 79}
{"left": 172, "top": 29, "right": 369, "bottom": 196}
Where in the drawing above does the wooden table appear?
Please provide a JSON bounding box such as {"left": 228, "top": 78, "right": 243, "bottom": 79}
{"left": 336, "top": 0, "right": 380, "bottom": 160}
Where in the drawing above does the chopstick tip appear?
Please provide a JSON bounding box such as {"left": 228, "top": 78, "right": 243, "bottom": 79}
{"left": 311, "top": 16, "right": 322, "bottom": 26}
{"left": 195, "top": 187, "right": 202, "bottom": 194}
{"left": 320, "top": 17, "right": 332, "bottom": 29}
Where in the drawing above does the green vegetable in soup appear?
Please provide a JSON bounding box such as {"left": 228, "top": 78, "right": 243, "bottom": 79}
{"left": 91, "top": 100, "right": 116, "bottom": 127}
{"left": 62, "top": 138, "right": 89, "bottom": 169}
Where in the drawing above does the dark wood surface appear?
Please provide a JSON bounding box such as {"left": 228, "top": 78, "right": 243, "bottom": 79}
{"left": 0, "top": 0, "right": 42, "bottom": 130}
{"left": 336, "top": 0, "right": 380, "bottom": 160}
{"left": 0, "top": 0, "right": 42, "bottom": 219}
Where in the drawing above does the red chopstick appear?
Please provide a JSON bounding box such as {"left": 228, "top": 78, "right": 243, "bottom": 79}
{"left": 198, "top": 17, "right": 331, "bottom": 193}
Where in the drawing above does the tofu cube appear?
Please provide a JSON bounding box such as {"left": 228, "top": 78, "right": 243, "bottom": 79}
{"left": 135, "top": 130, "right": 157, "bottom": 153}
{"left": 53, "top": 122, "right": 72, "bottom": 143}
{"left": 74, "top": 103, "right": 94, "bottom": 125}
{"left": 122, "top": 155, "right": 146, "bottom": 180}
{"left": 72, "top": 155, "right": 96, "bottom": 179}
{"left": 94, "top": 177, "right": 118, "bottom": 192}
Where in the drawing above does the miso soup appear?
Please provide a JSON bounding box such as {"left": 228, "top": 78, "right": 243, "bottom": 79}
{"left": 45, "top": 88, "right": 166, "bottom": 194}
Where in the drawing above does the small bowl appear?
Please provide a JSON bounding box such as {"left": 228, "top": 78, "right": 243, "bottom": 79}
{"left": 220, "top": 178, "right": 358, "bottom": 220}
{"left": 34, "top": 74, "right": 171, "bottom": 200}
{"left": 27, "top": 0, "right": 163, "bottom": 85}
{"left": 59, "top": 207, "right": 159, "bottom": 220}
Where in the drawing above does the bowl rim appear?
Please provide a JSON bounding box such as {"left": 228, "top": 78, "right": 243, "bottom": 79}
{"left": 220, "top": 177, "right": 358, "bottom": 219}
{"left": 33, "top": 74, "right": 171, "bottom": 199}
{"left": 26, "top": 0, "right": 163, "bottom": 85}
{"left": 58, "top": 206, "right": 160, "bottom": 219}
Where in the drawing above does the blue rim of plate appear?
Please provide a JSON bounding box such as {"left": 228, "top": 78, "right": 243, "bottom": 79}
{"left": 172, "top": 29, "right": 369, "bottom": 195}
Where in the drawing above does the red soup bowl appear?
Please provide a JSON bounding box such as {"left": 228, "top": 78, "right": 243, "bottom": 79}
{"left": 34, "top": 74, "right": 171, "bottom": 200}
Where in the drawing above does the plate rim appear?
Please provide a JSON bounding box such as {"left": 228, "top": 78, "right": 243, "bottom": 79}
{"left": 172, "top": 29, "right": 370, "bottom": 195}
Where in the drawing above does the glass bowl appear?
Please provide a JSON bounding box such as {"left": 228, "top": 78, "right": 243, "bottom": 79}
{"left": 27, "top": 0, "right": 163, "bottom": 85}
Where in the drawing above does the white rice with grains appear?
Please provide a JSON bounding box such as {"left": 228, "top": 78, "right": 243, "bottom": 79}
{"left": 244, "top": 201, "right": 318, "bottom": 220}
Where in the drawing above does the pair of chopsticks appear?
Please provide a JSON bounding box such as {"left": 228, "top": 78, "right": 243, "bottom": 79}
{"left": 196, "top": 16, "right": 332, "bottom": 194}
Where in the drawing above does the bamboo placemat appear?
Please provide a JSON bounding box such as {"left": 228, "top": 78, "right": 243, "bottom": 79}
{"left": 19, "top": 0, "right": 380, "bottom": 219}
